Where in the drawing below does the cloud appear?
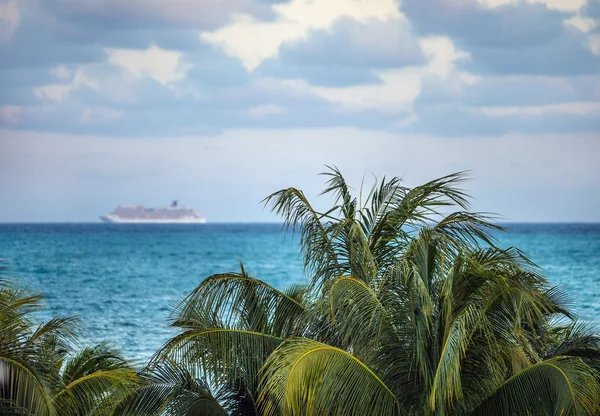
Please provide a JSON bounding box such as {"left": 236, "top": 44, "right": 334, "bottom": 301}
{"left": 590, "top": 34, "right": 600, "bottom": 54}
{"left": 200, "top": 0, "right": 403, "bottom": 71}
{"left": 311, "top": 68, "right": 422, "bottom": 114}
{"left": 46, "top": 0, "right": 274, "bottom": 30}
{"left": 1, "top": 0, "right": 598, "bottom": 139}
{"left": 472, "top": 101, "right": 600, "bottom": 116}
{"left": 309, "top": 36, "right": 471, "bottom": 114}
{"left": 271, "top": 17, "right": 424, "bottom": 70}
{"left": 402, "top": 0, "right": 600, "bottom": 76}
{"left": 245, "top": 103, "right": 286, "bottom": 118}
{"left": 0, "top": 0, "right": 21, "bottom": 43}
{"left": 31, "top": 44, "right": 190, "bottom": 106}
{"left": 459, "top": 75, "right": 600, "bottom": 106}
{"left": 478, "top": 0, "right": 587, "bottom": 12}
{"left": 565, "top": 14, "right": 597, "bottom": 32}
{"left": 33, "top": 69, "right": 99, "bottom": 102}
{"left": 105, "top": 44, "right": 190, "bottom": 85}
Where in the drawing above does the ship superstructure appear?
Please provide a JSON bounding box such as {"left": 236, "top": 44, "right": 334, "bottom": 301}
{"left": 100, "top": 200, "right": 206, "bottom": 223}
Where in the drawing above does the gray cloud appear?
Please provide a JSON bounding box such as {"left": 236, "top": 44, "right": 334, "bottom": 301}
{"left": 402, "top": 0, "right": 600, "bottom": 76}
{"left": 276, "top": 17, "right": 424, "bottom": 69}
{"left": 416, "top": 74, "right": 600, "bottom": 108}
{"left": 402, "top": 105, "right": 600, "bottom": 137}
{"left": 255, "top": 17, "right": 423, "bottom": 87}
{"left": 582, "top": 0, "right": 600, "bottom": 19}
{"left": 256, "top": 62, "right": 380, "bottom": 87}
{"left": 46, "top": 0, "right": 275, "bottom": 31}
{"left": 402, "top": 0, "right": 566, "bottom": 48}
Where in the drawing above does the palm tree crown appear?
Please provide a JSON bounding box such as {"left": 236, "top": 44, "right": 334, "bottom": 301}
{"left": 154, "top": 168, "right": 600, "bottom": 415}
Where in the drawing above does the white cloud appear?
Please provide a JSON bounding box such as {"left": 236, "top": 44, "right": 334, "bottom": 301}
{"left": 52, "top": 65, "right": 72, "bottom": 80}
{"left": 246, "top": 104, "right": 286, "bottom": 118}
{"left": 565, "top": 15, "right": 597, "bottom": 33}
{"left": 200, "top": 0, "right": 403, "bottom": 71}
{"left": 0, "top": 105, "right": 22, "bottom": 124}
{"left": 312, "top": 68, "right": 423, "bottom": 113}
{"left": 589, "top": 34, "right": 600, "bottom": 56}
{"left": 105, "top": 44, "right": 190, "bottom": 85}
{"left": 528, "top": 0, "right": 587, "bottom": 12}
{"left": 420, "top": 37, "right": 471, "bottom": 79}
{"left": 0, "top": 0, "right": 20, "bottom": 43}
{"left": 310, "top": 36, "right": 472, "bottom": 113}
{"left": 34, "top": 45, "right": 188, "bottom": 104}
{"left": 459, "top": 72, "right": 482, "bottom": 85}
{"left": 34, "top": 69, "right": 99, "bottom": 102}
{"left": 478, "top": 0, "right": 587, "bottom": 11}
{"left": 473, "top": 101, "right": 600, "bottom": 116}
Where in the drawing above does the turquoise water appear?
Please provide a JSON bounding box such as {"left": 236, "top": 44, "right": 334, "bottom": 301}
{"left": 1, "top": 223, "right": 599, "bottom": 360}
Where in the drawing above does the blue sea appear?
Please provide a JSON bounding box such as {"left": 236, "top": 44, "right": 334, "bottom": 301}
{"left": 1, "top": 223, "right": 599, "bottom": 361}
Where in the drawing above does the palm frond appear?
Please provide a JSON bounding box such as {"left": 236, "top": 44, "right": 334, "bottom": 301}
{"left": 0, "top": 356, "right": 52, "bottom": 416}
{"left": 155, "top": 328, "right": 283, "bottom": 394}
{"left": 328, "top": 276, "right": 402, "bottom": 357}
{"left": 471, "top": 357, "right": 600, "bottom": 415}
{"left": 170, "top": 270, "right": 307, "bottom": 338}
{"left": 258, "top": 338, "right": 405, "bottom": 416}
{"left": 114, "top": 359, "right": 228, "bottom": 416}
{"left": 319, "top": 165, "right": 357, "bottom": 220}
{"left": 263, "top": 186, "right": 339, "bottom": 287}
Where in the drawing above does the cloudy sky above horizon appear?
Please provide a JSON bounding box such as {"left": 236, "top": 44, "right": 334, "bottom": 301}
{"left": 1, "top": 0, "right": 599, "bottom": 222}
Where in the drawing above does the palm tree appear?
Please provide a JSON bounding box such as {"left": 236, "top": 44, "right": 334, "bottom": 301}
{"left": 0, "top": 276, "right": 139, "bottom": 415}
{"left": 153, "top": 168, "right": 600, "bottom": 415}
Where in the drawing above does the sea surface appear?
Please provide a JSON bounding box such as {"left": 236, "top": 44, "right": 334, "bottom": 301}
{"left": 1, "top": 223, "right": 599, "bottom": 361}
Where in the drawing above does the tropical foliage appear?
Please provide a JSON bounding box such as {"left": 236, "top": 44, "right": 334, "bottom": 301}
{"left": 2, "top": 168, "right": 600, "bottom": 415}
{"left": 0, "top": 271, "right": 139, "bottom": 415}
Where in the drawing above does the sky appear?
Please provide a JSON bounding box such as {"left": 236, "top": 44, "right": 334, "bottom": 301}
{"left": 0, "top": 0, "right": 599, "bottom": 222}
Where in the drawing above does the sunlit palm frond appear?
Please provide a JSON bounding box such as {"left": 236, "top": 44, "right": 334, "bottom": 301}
{"left": 471, "top": 356, "right": 600, "bottom": 415}
{"left": 258, "top": 338, "right": 405, "bottom": 416}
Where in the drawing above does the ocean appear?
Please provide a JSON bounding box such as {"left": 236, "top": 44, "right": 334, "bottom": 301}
{"left": 1, "top": 223, "right": 599, "bottom": 361}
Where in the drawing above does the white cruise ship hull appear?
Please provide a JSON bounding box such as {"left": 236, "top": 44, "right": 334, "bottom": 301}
{"left": 100, "top": 216, "right": 206, "bottom": 224}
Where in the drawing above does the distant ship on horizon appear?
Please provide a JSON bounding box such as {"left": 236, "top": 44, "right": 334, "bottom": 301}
{"left": 100, "top": 200, "right": 206, "bottom": 224}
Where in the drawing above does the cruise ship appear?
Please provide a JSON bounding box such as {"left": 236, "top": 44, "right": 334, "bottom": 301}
{"left": 100, "top": 201, "right": 206, "bottom": 223}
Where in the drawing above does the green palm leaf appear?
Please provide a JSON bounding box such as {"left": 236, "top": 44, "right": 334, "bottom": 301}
{"left": 171, "top": 269, "right": 307, "bottom": 338}
{"left": 114, "top": 359, "right": 228, "bottom": 416}
{"left": 258, "top": 338, "right": 405, "bottom": 416}
{"left": 155, "top": 328, "right": 283, "bottom": 394}
{"left": 471, "top": 357, "right": 600, "bottom": 415}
